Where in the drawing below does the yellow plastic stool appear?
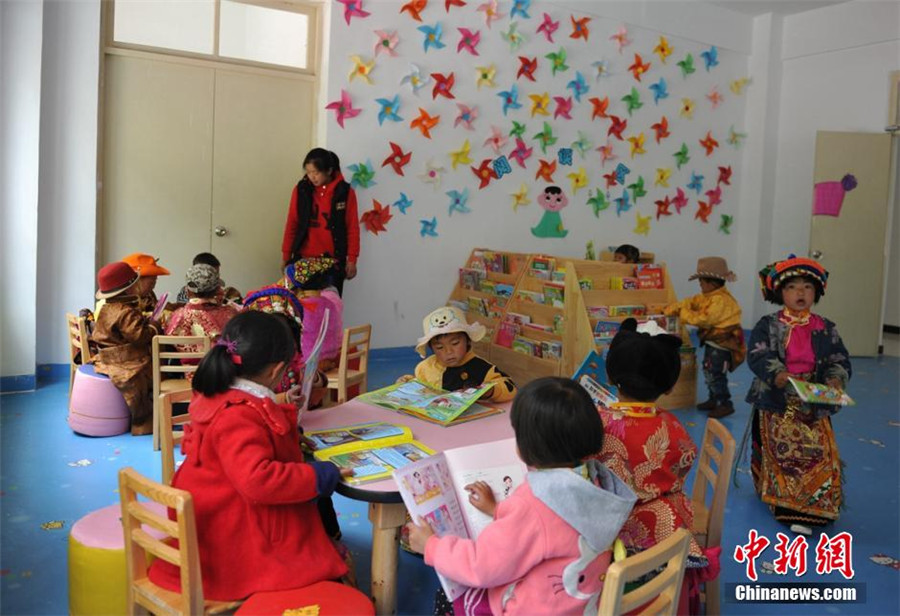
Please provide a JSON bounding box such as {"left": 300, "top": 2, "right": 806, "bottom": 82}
{"left": 68, "top": 502, "right": 166, "bottom": 616}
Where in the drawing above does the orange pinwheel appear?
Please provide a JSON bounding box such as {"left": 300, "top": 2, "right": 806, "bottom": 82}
{"left": 535, "top": 159, "right": 557, "bottom": 182}
{"left": 588, "top": 96, "right": 609, "bottom": 120}
{"left": 695, "top": 200, "right": 712, "bottom": 223}
{"left": 570, "top": 16, "right": 590, "bottom": 40}
{"left": 400, "top": 0, "right": 428, "bottom": 21}
{"left": 628, "top": 53, "right": 651, "bottom": 82}
{"left": 410, "top": 108, "right": 440, "bottom": 138}
{"left": 699, "top": 131, "right": 719, "bottom": 156}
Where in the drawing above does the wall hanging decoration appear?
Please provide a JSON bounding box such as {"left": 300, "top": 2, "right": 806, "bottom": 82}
{"left": 570, "top": 16, "right": 590, "bottom": 40}
{"left": 553, "top": 96, "right": 573, "bottom": 119}
{"left": 719, "top": 214, "right": 734, "bottom": 234}
{"left": 401, "top": 0, "right": 428, "bottom": 22}
{"left": 376, "top": 95, "right": 403, "bottom": 125}
{"left": 686, "top": 171, "right": 704, "bottom": 195}
{"left": 673, "top": 143, "right": 690, "bottom": 169}
{"left": 608, "top": 115, "right": 627, "bottom": 140}
{"left": 475, "top": 64, "right": 497, "bottom": 88}
{"left": 705, "top": 185, "right": 722, "bottom": 207}
{"left": 374, "top": 29, "right": 399, "bottom": 56}
{"left": 727, "top": 125, "right": 747, "bottom": 148}
{"left": 706, "top": 86, "right": 724, "bottom": 109}
{"left": 700, "top": 45, "right": 719, "bottom": 70}
{"left": 348, "top": 160, "right": 377, "bottom": 188}
{"left": 511, "top": 183, "right": 531, "bottom": 210}
{"left": 509, "top": 138, "right": 533, "bottom": 167}
{"left": 410, "top": 108, "right": 440, "bottom": 138}
{"left": 628, "top": 53, "right": 651, "bottom": 81}
{"left": 654, "top": 36, "right": 672, "bottom": 63}
{"left": 589, "top": 95, "right": 609, "bottom": 119}
{"left": 628, "top": 175, "right": 647, "bottom": 202}
{"left": 400, "top": 64, "right": 431, "bottom": 93}
{"left": 420, "top": 216, "right": 439, "bottom": 237}
{"left": 649, "top": 78, "right": 669, "bottom": 104}
{"left": 699, "top": 131, "right": 719, "bottom": 156}
{"left": 337, "top": 0, "right": 371, "bottom": 25}
{"left": 535, "top": 158, "right": 556, "bottom": 182}
{"left": 477, "top": 0, "right": 503, "bottom": 27}
{"left": 517, "top": 56, "right": 538, "bottom": 81}
{"left": 382, "top": 142, "right": 412, "bottom": 175}
{"left": 471, "top": 159, "right": 498, "bottom": 188}
{"left": 717, "top": 165, "right": 732, "bottom": 185}
{"left": 634, "top": 211, "right": 651, "bottom": 235}
{"left": 679, "top": 97, "right": 695, "bottom": 119}
{"left": 596, "top": 140, "right": 616, "bottom": 166}
{"left": 498, "top": 85, "right": 522, "bottom": 115}
{"left": 537, "top": 13, "right": 559, "bottom": 42}
{"left": 627, "top": 132, "right": 646, "bottom": 157}
{"left": 447, "top": 188, "right": 471, "bottom": 214}
{"left": 673, "top": 187, "right": 689, "bottom": 214}
{"left": 394, "top": 193, "right": 413, "bottom": 213}
{"left": 501, "top": 22, "right": 526, "bottom": 51}
{"left": 695, "top": 199, "right": 712, "bottom": 222}
{"left": 567, "top": 167, "right": 588, "bottom": 193}
{"left": 419, "top": 23, "right": 446, "bottom": 51}
{"left": 677, "top": 52, "right": 696, "bottom": 77}
{"left": 457, "top": 27, "right": 481, "bottom": 54}
{"left": 588, "top": 189, "right": 609, "bottom": 216}
{"left": 510, "top": 0, "right": 531, "bottom": 20}
{"left": 730, "top": 77, "right": 751, "bottom": 94}
{"left": 419, "top": 159, "right": 445, "bottom": 188}
{"left": 655, "top": 195, "right": 672, "bottom": 219}
{"left": 621, "top": 87, "right": 643, "bottom": 115}
{"left": 361, "top": 200, "right": 392, "bottom": 234}
{"left": 449, "top": 139, "right": 473, "bottom": 168}
{"left": 349, "top": 55, "right": 375, "bottom": 84}
{"left": 431, "top": 72, "right": 456, "bottom": 98}
{"left": 813, "top": 174, "right": 857, "bottom": 217}
{"left": 614, "top": 189, "right": 631, "bottom": 215}
{"left": 326, "top": 90, "right": 361, "bottom": 128}
{"left": 651, "top": 116, "right": 670, "bottom": 143}
{"left": 484, "top": 126, "right": 509, "bottom": 154}
{"left": 454, "top": 104, "right": 479, "bottom": 129}
{"left": 655, "top": 167, "right": 671, "bottom": 187}
{"left": 532, "top": 186, "right": 569, "bottom": 237}
{"left": 609, "top": 25, "right": 631, "bottom": 52}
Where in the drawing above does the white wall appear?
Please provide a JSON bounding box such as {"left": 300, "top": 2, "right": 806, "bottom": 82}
{"left": 328, "top": 0, "right": 756, "bottom": 348}
{"left": 1, "top": 0, "right": 43, "bottom": 381}
{"left": 769, "top": 0, "right": 899, "bottom": 318}
{"left": 36, "top": 0, "right": 101, "bottom": 365}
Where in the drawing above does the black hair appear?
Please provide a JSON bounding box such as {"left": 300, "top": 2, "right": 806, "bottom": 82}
{"left": 699, "top": 277, "right": 725, "bottom": 290}
{"left": 303, "top": 148, "right": 340, "bottom": 175}
{"left": 606, "top": 318, "right": 682, "bottom": 402}
{"left": 544, "top": 185, "right": 563, "bottom": 195}
{"left": 510, "top": 377, "right": 605, "bottom": 467}
{"left": 193, "top": 311, "right": 295, "bottom": 396}
{"left": 772, "top": 274, "right": 824, "bottom": 304}
{"left": 192, "top": 252, "right": 221, "bottom": 268}
{"left": 429, "top": 331, "right": 471, "bottom": 352}
{"left": 614, "top": 244, "right": 641, "bottom": 264}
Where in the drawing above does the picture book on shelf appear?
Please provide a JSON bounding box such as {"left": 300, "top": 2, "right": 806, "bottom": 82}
{"left": 309, "top": 422, "right": 436, "bottom": 484}
{"left": 393, "top": 438, "right": 526, "bottom": 601}
{"left": 355, "top": 380, "right": 499, "bottom": 426}
{"left": 788, "top": 378, "right": 855, "bottom": 406}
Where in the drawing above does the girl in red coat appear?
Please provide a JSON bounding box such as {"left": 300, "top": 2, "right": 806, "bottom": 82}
{"left": 148, "top": 311, "right": 352, "bottom": 600}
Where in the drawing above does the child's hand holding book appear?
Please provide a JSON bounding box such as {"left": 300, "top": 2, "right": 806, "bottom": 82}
{"left": 406, "top": 517, "right": 435, "bottom": 554}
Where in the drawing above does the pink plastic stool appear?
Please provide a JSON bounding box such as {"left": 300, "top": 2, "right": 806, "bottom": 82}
{"left": 68, "top": 364, "right": 130, "bottom": 436}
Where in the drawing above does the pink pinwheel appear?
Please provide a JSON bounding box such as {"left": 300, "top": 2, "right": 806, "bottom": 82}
{"left": 705, "top": 186, "right": 722, "bottom": 207}
{"left": 325, "top": 89, "right": 361, "bottom": 128}
{"left": 536, "top": 13, "right": 559, "bottom": 42}
{"left": 596, "top": 141, "right": 617, "bottom": 166}
{"left": 336, "top": 0, "right": 370, "bottom": 25}
{"left": 454, "top": 103, "right": 479, "bottom": 130}
{"left": 457, "top": 28, "right": 481, "bottom": 55}
{"left": 609, "top": 25, "right": 631, "bottom": 53}
{"left": 374, "top": 30, "right": 399, "bottom": 57}
{"left": 509, "top": 138, "right": 533, "bottom": 168}
{"left": 483, "top": 126, "right": 509, "bottom": 154}
{"left": 672, "top": 187, "right": 689, "bottom": 214}
{"left": 553, "top": 96, "right": 573, "bottom": 120}
{"left": 476, "top": 0, "right": 503, "bottom": 28}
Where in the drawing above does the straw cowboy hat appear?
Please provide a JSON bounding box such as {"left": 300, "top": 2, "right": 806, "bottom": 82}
{"left": 95, "top": 261, "right": 140, "bottom": 299}
{"left": 688, "top": 257, "right": 736, "bottom": 282}
{"left": 415, "top": 306, "right": 486, "bottom": 358}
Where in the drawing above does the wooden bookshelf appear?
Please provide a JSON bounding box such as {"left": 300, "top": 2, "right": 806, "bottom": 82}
{"left": 445, "top": 249, "right": 696, "bottom": 410}
{"left": 563, "top": 259, "right": 696, "bottom": 410}
{"left": 447, "top": 249, "right": 529, "bottom": 360}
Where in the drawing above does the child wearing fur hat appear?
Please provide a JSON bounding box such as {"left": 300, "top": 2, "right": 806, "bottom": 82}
{"left": 399, "top": 306, "right": 517, "bottom": 403}
{"left": 744, "top": 256, "right": 851, "bottom": 532}
{"left": 664, "top": 257, "right": 746, "bottom": 418}
{"left": 90, "top": 261, "right": 161, "bottom": 435}
{"left": 591, "top": 319, "right": 716, "bottom": 615}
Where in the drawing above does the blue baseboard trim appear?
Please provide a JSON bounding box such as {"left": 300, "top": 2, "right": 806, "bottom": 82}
{"left": 38, "top": 364, "right": 71, "bottom": 381}
{"left": 0, "top": 374, "right": 37, "bottom": 393}
{"left": 370, "top": 346, "right": 419, "bottom": 362}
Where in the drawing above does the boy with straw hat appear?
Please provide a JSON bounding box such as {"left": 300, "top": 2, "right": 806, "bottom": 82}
{"left": 664, "top": 257, "right": 746, "bottom": 418}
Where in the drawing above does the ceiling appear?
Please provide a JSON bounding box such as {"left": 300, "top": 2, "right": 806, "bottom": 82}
{"left": 707, "top": 1, "right": 850, "bottom": 16}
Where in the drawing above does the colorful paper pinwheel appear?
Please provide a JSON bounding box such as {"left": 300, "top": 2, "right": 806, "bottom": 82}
{"left": 457, "top": 28, "right": 481, "bottom": 55}
{"left": 677, "top": 53, "right": 695, "bottom": 77}
{"left": 627, "top": 132, "right": 645, "bottom": 158}
{"left": 588, "top": 189, "right": 610, "bottom": 216}
{"left": 337, "top": 0, "right": 370, "bottom": 25}
{"left": 695, "top": 200, "right": 712, "bottom": 222}
{"left": 654, "top": 36, "right": 672, "bottom": 64}
{"left": 498, "top": 84, "right": 522, "bottom": 115}
{"left": 655, "top": 195, "right": 672, "bottom": 219}
{"left": 634, "top": 211, "right": 651, "bottom": 235}
{"left": 394, "top": 192, "right": 413, "bottom": 214}
{"left": 535, "top": 159, "right": 557, "bottom": 182}
{"left": 687, "top": 171, "right": 704, "bottom": 195}
{"left": 589, "top": 96, "right": 609, "bottom": 120}
{"left": 449, "top": 139, "right": 473, "bottom": 169}
{"left": 447, "top": 188, "right": 471, "bottom": 214}
{"left": 622, "top": 87, "right": 643, "bottom": 116}
{"left": 654, "top": 167, "right": 671, "bottom": 187}
{"left": 419, "top": 159, "right": 445, "bottom": 189}
{"left": 454, "top": 104, "right": 478, "bottom": 130}
{"left": 348, "top": 161, "right": 376, "bottom": 188}
{"left": 546, "top": 47, "right": 569, "bottom": 75}
{"left": 608, "top": 115, "right": 627, "bottom": 141}
{"left": 374, "top": 30, "right": 399, "bottom": 57}
{"left": 471, "top": 159, "right": 498, "bottom": 189}
{"left": 476, "top": 0, "right": 503, "bottom": 28}
{"left": 400, "top": 0, "right": 427, "bottom": 22}
{"left": 376, "top": 95, "right": 402, "bottom": 125}
{"left": 536, "top": 13, "right": 559, "bottom": 42}
{"left": 730, "top": 77, "right": 751, "bottom": 95}
{"left": 420, "top": 216, "right": 438, "bottom": 237}
{"left": 570, "top": 16, "right": 590, "bottom": 40}
{"left": 532, "top": 122, "right": 557, "bottom": 153}
{"left": 326, "top": 90, "right": 361, "bottom": 128}
{"left": 673, "top": 187, "right": 689, "bottom": 213}
{"left": 431, "top": 72, "right": 455, "bottom": 99}
{"left": 529, "top": 92, "right": 550, "bottom": 117}
{"left": 571, "top": 132, "right": 592, "bottom": 158}
{"left": 679, "top": 98, "right": 695, "bottom": 119}
{"left": 614, "top": 189, "right": 631, "bottom": 216}
{"left": 567, "top": 167, "right": 588, "bottom": 194}
{"left": 418, "top": 23, "right": 446, "bottom": 52}
{"left": 727, "top": 125, "right": 747, "bottom": 148}
{"left": 511, "top": 183, "right": 530, "bottom": 210}
{"left": 651, "top": 116, "right": 670, "bottom": 143}
{"left": 717, "top": 165, "right": 732, "bottom": 186}
{"left": 382, "top": 142, "right": 411, "bottom": 175}
{"left": 510, "top": 0, "right": 531, "bottom": 19}
{"left": 707, "top": 86, "right": 724, "bottom": 109}
{"left": 673, "top": 143, "right": 690, "bottom": 169}
{"left": 509, "top": 138, "right": 533, "bottom": 168}
{"left": 700, "top": 45, "right": 719, "bottom": 71}
{"left": 628, "top": 53, "right": 651, "bottom": 82}
{"left": 483, "top": 126, "right": 509, "bottom": 154}
{"left": 566, "top": 71, "right": 589, "bottom": 102}
{"left": 610, "top": 25, "right": 631, "bottom": 53}
{"left": 553, "top": 96, "right": 573, "bottom": 120}
{"left": 361, "top": 199, "right": 391, "bottom": 234}
{"left": 501, "top": 21, "right": 526, "bottom": 52}
{"left": 699, "top": 131, "right": 719, "bottom": 156}
{"left": 475, "top": 64, "right": 497, "bottom": 88}
{"left": 400, "top": 64, "right": 431, "bottom": 94}
{"left": 628, "top": 175, "right": 647, "bottom": 202}
{"left": 705, "top": 185, "right": 722, "bottom": 207}
{"left": 719, "top": 214, "right": 733, "bottom": 234}
{"left": 596, "top": 140, "right": 616, "bottom": 166}
{"left": 517, "top": 56, "right": 538, "bottom": 81}
{"left": 509, "top": 121, "right": 527, "bottom": 138}
{"left": 649, "top": 78, "right": 669, "bottom": 105}
{"left": 410, "top": 108, "right": 440, "bottom": 138}
{"left": 591, "top": 59, "right": 612, "bottom": 80}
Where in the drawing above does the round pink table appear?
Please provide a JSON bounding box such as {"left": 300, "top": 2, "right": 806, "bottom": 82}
{"left": 301, "top": 399, "right": 513, "bottom": 615}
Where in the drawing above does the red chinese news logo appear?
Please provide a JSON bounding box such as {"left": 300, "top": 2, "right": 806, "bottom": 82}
{"left": 734, "top": 530, "right": 854, "bottom": 581}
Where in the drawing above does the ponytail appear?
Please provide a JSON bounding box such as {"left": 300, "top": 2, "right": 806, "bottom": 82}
{"left": 303, "top": 147, "right": 340, "bottom": 177}
{"left": 193, "top": 311, "right": 296, "bottom": 396}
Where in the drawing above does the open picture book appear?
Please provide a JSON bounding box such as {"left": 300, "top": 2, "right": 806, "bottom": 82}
{"left": 355, "top": 379, "right": 503, "bottom": 426}
{"left": 392, "top": 438, "right": 526, "bottom": 601}
{"left": 308, "top": 422, "right": 435, "bottom": 484}
{"left": 789, "top": 377, "right": 855, "bottom": 406}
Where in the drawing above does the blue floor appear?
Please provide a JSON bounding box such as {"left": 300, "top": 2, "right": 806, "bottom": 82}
{"left": 2, "top": 348, "right": 898, "bottom": 615}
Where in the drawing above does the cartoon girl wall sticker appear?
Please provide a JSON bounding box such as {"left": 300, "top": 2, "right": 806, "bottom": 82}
{"left": 531, "top": 185, "right": 569, "bottom": 238}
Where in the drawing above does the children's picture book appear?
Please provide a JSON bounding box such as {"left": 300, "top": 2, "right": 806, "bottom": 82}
{"left": 572, "top": 349, "right": 618, "bottom": 407}
{"left": 298, "top": 308, "right": 329, "bottom": 416}
{"left": 459, "top": 267, "right": 485, "bottom": 291}
{"left": 494, "top": 283, "right": 515, "bottom": 299}
{"left": 150, "top": 292, "right": 169, "bottom": 322}
{"left": 310, "top": 422, "right": 436, "bottom": 484}
{"left": 355, "top": 380, "right": 497, "bottom": 426}
{"left": 789, "top": 378, "right": 855, "bottom": 406}
{"left": 393, "top": 438, "right": 526, "bottom": 601}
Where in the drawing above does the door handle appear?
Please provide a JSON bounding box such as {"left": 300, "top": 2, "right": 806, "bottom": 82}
{"left": 214, "top": 226, "right": 228, "bottom": 237}
{"left": 810, "top": 250, "right": 823, "bottom": 259}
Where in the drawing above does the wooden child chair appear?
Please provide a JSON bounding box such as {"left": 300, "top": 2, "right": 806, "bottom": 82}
{"left": 324, "top": 324, "right": 372, "bottom": 405}
{"left": 597, "top": 528, "right": 691, "bottom": 616}
{"left": 66, "top": 312, "right": 92, "bottom": 395}
{"left": 119, "top": 466, "right": 241, "bottom": 615}
{"left": 151, "top": 335, "right": 210, "bottom": 451}
{"left": 160, "top": 388, "right": 193, "bottom": 485}
{"left": 690, "top": 418, "right": 736, "bottom": 615}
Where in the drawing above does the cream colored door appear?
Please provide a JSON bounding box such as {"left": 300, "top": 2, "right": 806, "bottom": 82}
{"left": 210, "top": 70, "right": 313, "bottom": 294}
{"left": 809, "top": 131, "right": 894, "bottom": 356}
{"left": 102, "top": 55, "right": 215, "bottom": 283}
{"left": 103, "top": 55, "right": 314, "bottom": 299}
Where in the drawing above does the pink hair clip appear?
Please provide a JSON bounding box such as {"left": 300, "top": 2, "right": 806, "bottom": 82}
{"left": 216, "top": 337, "right": 242, "bottom": 365}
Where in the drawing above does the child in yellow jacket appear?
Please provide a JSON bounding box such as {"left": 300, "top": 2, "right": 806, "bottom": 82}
{"left": 664, "top": 257, "right": 746, "bottom": 418}
{"left": 399, "top": 306, "right": 517, "bottom": 403}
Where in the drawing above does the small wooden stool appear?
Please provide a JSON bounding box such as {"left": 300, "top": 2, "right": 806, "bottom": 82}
{"left": 68, "top": 502, "right": 166, "bottom": 616}
{"left": 68, "top": 364, "right": 130, "bottom": 436}
{"left": 236, "top": 581, "right": 374, "bottom": 616}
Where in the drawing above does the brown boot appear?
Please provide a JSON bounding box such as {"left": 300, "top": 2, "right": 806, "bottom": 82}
{"left": 130, "top": 416, "right": 154, "bottom": 436}
{"left": 708, "top": 403, "right": 735, "bottom": 419}
{"left": 696, "top": 399, "right": 716, "bottom": 411}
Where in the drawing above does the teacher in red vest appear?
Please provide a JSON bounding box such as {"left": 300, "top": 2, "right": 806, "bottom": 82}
{"left": 281, "top": 148, "right": 360, "bottom": 295}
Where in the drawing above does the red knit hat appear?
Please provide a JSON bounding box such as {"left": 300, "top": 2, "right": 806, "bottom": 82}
{"left": 96, "top": 262, "right": 140, "bottom": 299}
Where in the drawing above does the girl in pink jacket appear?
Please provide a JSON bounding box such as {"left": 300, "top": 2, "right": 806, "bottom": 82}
{"left": 406, "top": 377, "right": 636, "bottom": 616}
